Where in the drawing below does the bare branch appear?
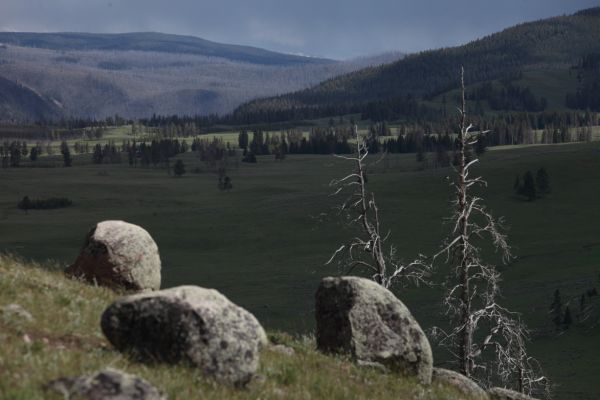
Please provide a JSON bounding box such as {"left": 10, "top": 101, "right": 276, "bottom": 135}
{"left": 325, "top": 125, "right": 432, "bottom": 290}
{"left": 431, "top": 66, "right": 549, "bottom": 397}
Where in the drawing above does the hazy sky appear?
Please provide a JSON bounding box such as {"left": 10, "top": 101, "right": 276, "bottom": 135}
{"left": 1, "top": 0, "right": 598, "bottom": 59}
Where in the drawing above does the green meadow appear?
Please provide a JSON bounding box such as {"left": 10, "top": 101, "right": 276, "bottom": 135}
{"left": 1, "top": 142, "right": 600, "bottom": 399}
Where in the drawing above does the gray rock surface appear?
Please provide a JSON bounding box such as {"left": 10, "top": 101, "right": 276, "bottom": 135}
{"left": 315, "top": 276, "right": 433, "bottom": 384}
{"left": 45, "top": 368, "right": 166, "bottom": 400}
{"left": 488, "top": 387, "right": 538, "bottom": 400}
{"left": 101, "top": 285, "right": 267, "bottom": 386}
{"left": 66, "top": 220, "right": 161, "bottom": 291}
{"left": 1, "top": 303, "right": 34, "bottom": 322}
{"left": 270, "top": 344, "right": 295, "bottom": 356}
{"left": 432, "top": 368, "right": 489, "bottom": 400}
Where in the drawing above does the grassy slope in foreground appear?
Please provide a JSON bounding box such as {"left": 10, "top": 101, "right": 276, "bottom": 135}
{"left": 0, "top": 254, "right": 467, "bottom": 400}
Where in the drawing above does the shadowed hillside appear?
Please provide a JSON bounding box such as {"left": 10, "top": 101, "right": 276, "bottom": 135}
{"left": 235, "top": 7, "right": 600, "bottom": 120}
{"left": 0, "top": 76, "right": 61, "bottom": 121}
{"left": 0, "top": 33, "right": 403, "bottom": 120}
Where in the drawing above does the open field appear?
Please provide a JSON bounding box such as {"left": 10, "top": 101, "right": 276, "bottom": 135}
{"left": 1, "top": 142, "right": 600, "bottom": 398}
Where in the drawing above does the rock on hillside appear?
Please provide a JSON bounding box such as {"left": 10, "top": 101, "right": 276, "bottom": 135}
{"left": 488, "top": 387, "right": 539, "bottom": 400}
{"left": 432, "top": 368, "right": 489, "bottom": 400}
{"left": 45, "top": 368, "right": 166, "bottom": 400}
{"left": 315, "top": 276, "right": 433, "bottom": 384}
{"left": 66, "top": 220, "right": 161, "bottom": 292}
{"left": 101, "top": 285, "right": 268, "bottom": 386}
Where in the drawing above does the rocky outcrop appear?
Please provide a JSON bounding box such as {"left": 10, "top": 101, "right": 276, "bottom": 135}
{"left": 432, "top": 368, "right": 489, "bottom": 400}
{"left": 315, "top": 276, "right": 433, "bottom": 384}
{"left": 101, "top": 286, "right": 267, "bottom": 386}
{"left": 44, "top": 368, "right": 166, "bottom": 400}
{"left": 66, "top": 220, "right": 161, "bottom": 291}
{"left": 488, "top": 387, "right": 539, "bottom": 400}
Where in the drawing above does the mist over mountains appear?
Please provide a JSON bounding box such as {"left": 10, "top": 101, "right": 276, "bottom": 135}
{"left": 0, "top": 32, "right": 403, "bottom": 121}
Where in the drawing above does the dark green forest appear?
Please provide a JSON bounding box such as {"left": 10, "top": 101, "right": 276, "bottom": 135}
{"left": 232, "top": 7, "right": 600, "bottom": 124}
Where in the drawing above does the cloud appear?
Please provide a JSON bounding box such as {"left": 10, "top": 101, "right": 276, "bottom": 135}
{"left": 0, "top": 0, "right": 598, "bottom": 59}
{"left": 246, "top": 19, "right": 306, "bottom": 49}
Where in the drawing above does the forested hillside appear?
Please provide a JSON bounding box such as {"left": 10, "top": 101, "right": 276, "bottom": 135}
{"left": 0, "top": 33, "right": 403, "bottom": 121}
{"left": 0, "top": 32, "right": 333, "bottom": 66}
{"left": 234, "top": 7, "right": 600, "bottom": 123}
{"left": 0, "top": 76, "right": 61, "bottom": 121}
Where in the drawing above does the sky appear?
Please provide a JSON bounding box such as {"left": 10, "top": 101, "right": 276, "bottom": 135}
{"left": 1, "top": 0, "right": 598, "bottom": 60}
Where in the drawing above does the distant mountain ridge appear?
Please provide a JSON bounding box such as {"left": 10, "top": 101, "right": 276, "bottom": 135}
{"left": 0, "top": 33, "right": 403, "bottom": 121}
{"left": 0, "top": 31, "right": 333, "bottom": 66}
{"left": 235, "top": 6, "right": 600, "bottom": 119}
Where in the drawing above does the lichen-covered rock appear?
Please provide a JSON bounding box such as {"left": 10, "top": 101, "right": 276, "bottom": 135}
{"left": 488, "top": 387, "right": 539, "bottom": 400}
{"left": 66, "top": 220, "right": 161, "bottom": 291}
{"left": 270, "top": 344, "right": 295, "bottom": 356}
{"left": 44, "top": 368, "right": 166, "bottom": 400}
{"left": 1, "top": 303, "right": 34, "bottom": 322}
{"left": 315, "top": 276, "right": 433, "bottom": 384}
{"left": 432, "top": 368, "right": 489, "bottom": 400}
{"left": 101, "top": 285, "right": 267, "bottom": 386}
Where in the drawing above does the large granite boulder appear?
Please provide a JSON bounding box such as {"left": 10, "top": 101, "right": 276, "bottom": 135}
{"left": 432, "top": 368, "right": 489, "bottom": 400}
{"left": 66, "top": 220, "right": 161, "bottom": 291}
{"left": 315, "top": 276, "right": 433, "bottom": 384}
{"left": 44, "top": 368, "right": 166, "bottom": 400}
{"left": 488, "top": 387, "right": 539, "bottom": 400}
{"left": 101, "top": 286, "right": 267, "bottom": 386}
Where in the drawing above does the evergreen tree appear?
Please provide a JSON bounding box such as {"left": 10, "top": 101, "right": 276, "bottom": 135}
{"left": 475, "top": 133, "right": 487, "bottom": 155}
{"left": 92, "top": 144, "right": 103, "bottom": 164}
{"left": 173, "top": 159, "right": 186, "bottom": 177}
{"left": 238, "top": 130, "right": 249, "bottom": 149}
{"left": 29, "top": 147, "right": 38, "bottom": 161}
{"left": 18, "top": 196, "right": 31, "bottom": 213}
{"left": 60, "top": 141, "right": 72, "bottom": 167}
{"left": 563, "top": 306, "right": 572, "bottom": 329}
{"left": 550, "top": 289, "right": 563, "bottom": 329}
{"left": 536, "top": 168, "right": 550, "bottom": 196}
{"left": 218, "top": 175, "right": 233, "bottom": 191}
{"left": 513, "top": 175, "right": 522, "bottom": 196}
{"left": 521, "top": 171, "right": 536, "bottom": 201}
{"left": 416, "top": 146, "right": 425, "bottom": 162}
{"left": 579, "top": 294, "right": 586, "bottom": 316}
{"left": 242, "top": 151, "right": 257, "bottom": 163}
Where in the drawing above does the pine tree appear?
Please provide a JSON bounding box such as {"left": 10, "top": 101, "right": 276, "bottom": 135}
{"left": 536, "top": 168, "right": 550, "bottom": 196}
{"left": 513, "top": 175, "right": 521, "bottom": 196}
{"left": 60, "top": 141, "right": 72, "bottom": 167}
{"left": 550, "top": 289, "right": 563, "bottom": 329}
{"left": 238, "top": 130, "right": 249, "bottom": 149}
{"left": 521, "top": 171, "right": 536, "bottom": 201}
{"left": 173, "top": 159, "right": 186, "bottom": 177}
{"left": 29, "top": 147, "right": 38, "bottom": 161}
{"left": 563, "top": 306, "right": 572, "bottom": 329}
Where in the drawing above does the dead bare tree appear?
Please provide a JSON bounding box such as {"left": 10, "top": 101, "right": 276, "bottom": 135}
{"left": 431, "top": 67, "right": 549, "bottom": 397}
{"left": 325, "top": 126, "right": 430, "bottom": 289}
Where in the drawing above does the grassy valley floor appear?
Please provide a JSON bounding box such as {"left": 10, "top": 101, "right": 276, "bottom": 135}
{"left": 0, "top": 142, "right": 600, "bottom": 398}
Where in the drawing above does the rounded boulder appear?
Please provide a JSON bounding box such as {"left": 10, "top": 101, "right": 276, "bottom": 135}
{"left": 488, "top": 387, "right": 539, "bottom": 400}
{"left": 45, "top": 368, "right": 166, "bottom": 400}
{"left": 66, "top": 220, "right": 161, "bottom": 291}
{"left": 315, "top": 276, "right": 433, "bottom": 384}
{"left": 432, "top": 368, "right": 489, "bottom": 400}
{"left": 101, "top": 285, "right": 268, "bottom": 386}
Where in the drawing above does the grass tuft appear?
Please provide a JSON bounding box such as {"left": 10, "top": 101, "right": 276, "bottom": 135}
{"left": 0, "top": 254, "right": 469, "bottom": 399}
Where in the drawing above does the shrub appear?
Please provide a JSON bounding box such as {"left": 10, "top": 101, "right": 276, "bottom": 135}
{"left": 18, "top": 196, "right": 73, "bottom": 211}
